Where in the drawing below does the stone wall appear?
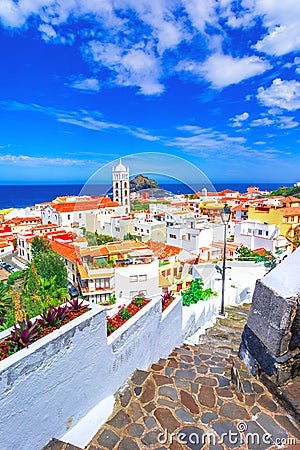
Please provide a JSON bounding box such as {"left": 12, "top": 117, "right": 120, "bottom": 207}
{"left": 239, "top": 247, "right": 300, "bottom": 385}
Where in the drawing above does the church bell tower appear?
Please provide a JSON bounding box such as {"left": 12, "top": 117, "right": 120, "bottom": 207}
{"left": 112, "top": 160, "right": 130, "bottom": 214}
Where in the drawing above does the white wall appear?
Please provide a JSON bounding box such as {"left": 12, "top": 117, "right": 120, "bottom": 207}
{"left": 0, "top": 296, "right": 183, "bottom": 450}
{"left": 114, "top": 260, "right": 160, "bottom": 299}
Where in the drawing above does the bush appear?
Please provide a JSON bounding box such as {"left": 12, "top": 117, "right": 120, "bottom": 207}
{"left": 182, "top": 278, "right": 217, "bottom": 307}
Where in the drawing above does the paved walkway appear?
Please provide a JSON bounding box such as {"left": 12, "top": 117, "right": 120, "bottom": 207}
{"left": 44, "top": 304, "right": 300, "bottom": 450}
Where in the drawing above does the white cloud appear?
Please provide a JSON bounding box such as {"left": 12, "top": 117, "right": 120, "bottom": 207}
{"left": 166, "top": 124, "right": 286, "bottom": 160}
{"left": 0, "top": 154, "right": 96, "bottom": 167}
{"left": 177, "top": 53, "right": 270, "bottom": 89}
{"left": 230, "top": 112, "right": 249, "bottom": 127}
{"left": 38, "top": 23, "right": 57, "bottom": 41}
{"left": 250, "top": 111, "right": 298, "bottom": 129}
{"left": 253, "top": 1, "right": 300, "bottom": 56}
{"left": 86, "top": 41, "right": 164, "bottom": 95}
{"left": 250, "top": 117, "right": 274, "bottom": 127}
{"left": 71, "top": 77, "right": 100, "bottom": 92}
{"left": 0, "top": 0, "right": 272, "bottom": 95}
{"left": 277, "top": 116, "right": 298, "bottom": 129}
{"left": 257, "top": 78, "right": 300, "bottom": 111}
{"left": 167, "top": 125, "right": 248, "bottom": 156}
{"left": 0, "top": 100, "right": 162, "bottom": 141}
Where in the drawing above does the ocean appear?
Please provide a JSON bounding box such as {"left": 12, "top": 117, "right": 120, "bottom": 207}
{"left": 0, "top": 182, "right": 294, "bottom": 210}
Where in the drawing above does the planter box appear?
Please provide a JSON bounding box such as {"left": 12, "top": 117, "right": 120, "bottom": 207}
{"left": 155, "top": 295, "right": 182, "bottom": 360}
{"left": 0, "top": 296, "right": 184, "bottom": 450}
{"left": 0, "top": 304, "right": 107, "bottom": 450}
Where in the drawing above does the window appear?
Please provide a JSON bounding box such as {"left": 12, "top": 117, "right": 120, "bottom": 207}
{"left": 79, "top": 213, "right": 82, "bottom": 219}
{"left": 139, "top": 274, "right": 147, "bottom": 281}
{"left": 68, "top": 214, "right": 71, "bottom": 220}
{"left": 130, "top": 290, "right": 138, "bottom": 297}
{"left": 169, "top": 234, "right": 177, "bottom": 239}
{"left": 266, "top": 231, "right": 269, "bottom": 237}
{"left": 258, "top": 230, "right": 262, "bottom": 235}
{"left": 130, "top": 275, "right": 138, "bottom": 282}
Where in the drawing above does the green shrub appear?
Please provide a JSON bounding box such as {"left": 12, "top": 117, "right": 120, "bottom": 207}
{"left": 182, "top": 278, "right": 217, "bottom": 307}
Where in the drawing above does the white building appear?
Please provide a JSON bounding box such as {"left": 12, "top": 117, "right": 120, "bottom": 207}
{"left": 77, "top": 241, "right": 160, "bottom": 303}
{"left": 112, "top": 160, "right": 130, "bottom": 214}
{"left": 0, "top": 240, "right": 14, "bottom": 257}
{"left": 133, "top": 213, "right": 166, "bottom": 242}
{"left": 167, "top": 219, "right": 223, "bottom": 254}
{"left": 41, "top": 197, "right": 121, "bottom": 230}
{"left": 234, "top": 220, "right": 291, "bottom": 254}
{"left": 86, "top": 213, "right": 132, "bottom": 239}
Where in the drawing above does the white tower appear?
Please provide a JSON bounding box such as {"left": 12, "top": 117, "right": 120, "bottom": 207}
{"left": 112, "top": 159, "right": 130, "bottom": 214}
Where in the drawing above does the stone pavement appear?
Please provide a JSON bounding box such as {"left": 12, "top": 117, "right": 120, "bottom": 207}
{"left": 44, "top": 304, "right": 300, "bottom": 450}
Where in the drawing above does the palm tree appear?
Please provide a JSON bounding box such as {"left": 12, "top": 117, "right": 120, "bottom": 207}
{"left": 0, "top": 281, "right": 12, "bottom": 325}
{"left": 37, "top": 276, "right": 68, "bottom": 306}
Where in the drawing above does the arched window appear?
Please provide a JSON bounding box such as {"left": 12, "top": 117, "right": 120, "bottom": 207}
{"left": 124, "top": 182, "right": 127, "bottom": 188}
{"left": 116, "top": 182, "right": 119, "bottom": 188}
{"left": 124, "top": 190, "right": 128, "bottom": 196}
{"left": 116, "top": 190, "right": 119, "bottom": 196}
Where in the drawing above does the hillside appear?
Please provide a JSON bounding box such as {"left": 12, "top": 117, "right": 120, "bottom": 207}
{"left": 270, "top": 186, "right": 300, "bottom": 198}
{"left": 130, "top": 174, "right": 159, "bottom": 192}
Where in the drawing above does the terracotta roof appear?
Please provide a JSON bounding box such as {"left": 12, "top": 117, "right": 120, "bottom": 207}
{"left": 145, "top": 242, "right": 181, "bottom": 258}
{"left": 232, "top": 205, "right": 248, "bottom": 211}
{"left": 32, "top": 223, "right": 59, "bottom": 230}
{"left": 281, "top": 196, "right": 300, "bottom": 203}
{"left": 212, "top": 241, "right": 240, "bottom": 250}
{"left": 0, "top": 241, "right": 11, "bottom": 248}
{"left": 51, "top": 197, "right": 120, "bottom": 213}
{"left": 280, "top": 206, "right": 300, "bottom": 216}
{"left": 50, "top": 240, "right": 78, "bottom": 263}
{"left": 80, "top": 240, "right": 149, "bottom": 258}
{"left": 218, "top": 189, "right": 239, "bottom": 194}
{"left": 4, "top": 217, "right": 41, "bottom": 225}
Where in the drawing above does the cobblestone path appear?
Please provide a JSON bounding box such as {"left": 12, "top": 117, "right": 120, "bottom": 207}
{"left": 44, "top": 304, "right": 300, "bottom": 450}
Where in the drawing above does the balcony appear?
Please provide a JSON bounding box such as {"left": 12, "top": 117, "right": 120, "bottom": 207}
{"left": 83, "top": 262, "right": 114, "bottom": 277}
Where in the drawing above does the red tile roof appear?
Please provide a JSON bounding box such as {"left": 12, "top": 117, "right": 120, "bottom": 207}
{"left": 145, "top": 242, "right": 181, "bottom": 258}
{"left": 50, "top": 240, "right": 78, "bottom": 263}
{"left": 281, "top": 206, "right": 300, "bottom": 216}
{"left": 51, "top": 197, "right": 120, "bottom": 213}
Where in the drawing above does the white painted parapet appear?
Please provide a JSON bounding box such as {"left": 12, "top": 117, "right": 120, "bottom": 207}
{"left": 0, "top": 297, "right": 183, "bottom": 450}
{"left": 0, "top": 304, "right": 107, "bottom": 450}
{"left": 182, "top": 297, "right": 219, "bottom": 339}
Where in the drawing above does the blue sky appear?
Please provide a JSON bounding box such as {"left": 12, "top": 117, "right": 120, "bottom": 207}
{"left": 0, "top": 0, "right": 299, "bottom": 185}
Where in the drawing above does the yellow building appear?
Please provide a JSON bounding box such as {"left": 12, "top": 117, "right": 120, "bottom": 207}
{"left": 248, "top": 205, "right": 300, "bottom": 238}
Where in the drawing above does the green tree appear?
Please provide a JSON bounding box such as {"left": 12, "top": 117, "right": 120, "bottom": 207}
{"left": 22, "top": 263, "right": 40, "bottom": 296}
{"left": 37, "top": 276, "right": 68, "bottom": 305}
{"left": 235, "top": 245, "right": 258, "bottom": 261}
{"left": 0, "top": 281, "right": 12, "bottom": 325}
{"left": 95, "top": 232, "right": 117, "bottom": 245}
{"left": 31, "top": 236, "right": 51, "bottom": 258}
{"left": 123, "top": 233, "right": 142, "bottom": 241}
{"left": 33, "top": 250, "right": 68, "bottom": 290}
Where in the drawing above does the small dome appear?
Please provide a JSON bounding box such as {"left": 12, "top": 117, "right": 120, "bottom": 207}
{"left": 115, "top": 159, "right": 127, "bottom": 172}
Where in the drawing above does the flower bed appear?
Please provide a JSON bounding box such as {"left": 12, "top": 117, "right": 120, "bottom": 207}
{"left": 161, "top": 290, "right": 176, "bottom": 312}
{"left": 107, "top": 295, "right": 149, "bottom": 335}
{"left": 0, "top": 298, "right": 89, "bottom": 362}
